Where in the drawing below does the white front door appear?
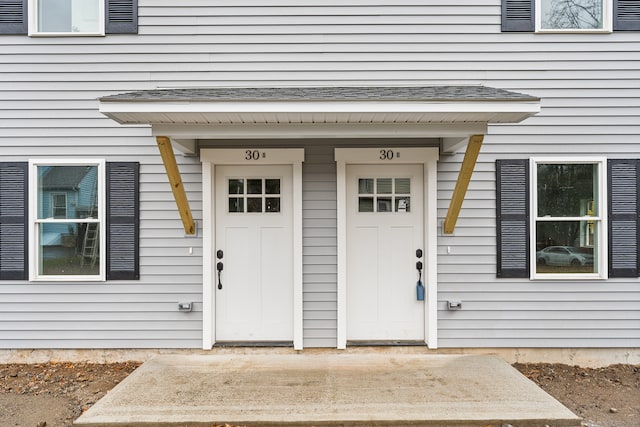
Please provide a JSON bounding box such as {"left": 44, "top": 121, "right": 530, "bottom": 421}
{"left": 346, "top": 164, "right": 425, "bottom": 341}
{"left": 215, "top": 165, "right": 293, "bottom": 342}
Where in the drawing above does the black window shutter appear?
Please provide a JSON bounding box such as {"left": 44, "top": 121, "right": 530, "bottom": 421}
{"left": 502, "top": 0, "right": 535, "bottom": 32}
{"left": 106, "top": 162, "right": 139, "bottom": 280}
{"left": 614, "top": 0, "right": 640, "bottom": 31}
{"left": 608, "top": 159, "right": 640, "bottom": 278}
{"left": 0, "top": 162, "right": 28, "bottom": 280}
{"left": 496, "top": 160, "right": 530, "bottom": 278}
{"left": 0, "top": 0, "right": 27, "bottom": 35}
{"left": 105, "top": 0, "right": 138, "bottom": 34}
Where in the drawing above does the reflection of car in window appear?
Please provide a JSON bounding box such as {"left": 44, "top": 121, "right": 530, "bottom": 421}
{"left": 536, "top": 246, "right": 594, "bottom": 266}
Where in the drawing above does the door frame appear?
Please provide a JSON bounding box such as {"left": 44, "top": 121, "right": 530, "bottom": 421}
{"left": 201, "top": 148, "right": 304, "bottom": 350}
{"left": 335, "top": 147, "right": 439, "bottom": 349}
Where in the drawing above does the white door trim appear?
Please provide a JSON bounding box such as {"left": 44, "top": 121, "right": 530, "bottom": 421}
{"left": 335, "top": 147, "right": 439, "bottom": 349}
{"left": 201, "top": 148, "right": 304, "bottom": 350}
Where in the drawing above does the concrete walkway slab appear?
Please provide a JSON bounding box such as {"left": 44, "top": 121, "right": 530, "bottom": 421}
{"left": 75, "top": 353, "right": 581, "bottom": 427}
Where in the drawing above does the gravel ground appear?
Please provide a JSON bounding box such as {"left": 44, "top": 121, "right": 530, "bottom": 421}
{"left": 0, "top": 361, "right": 638, "bottom": 427}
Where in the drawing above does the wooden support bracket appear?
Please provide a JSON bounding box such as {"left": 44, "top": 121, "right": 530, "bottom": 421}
{"left": 156, "top": 136, "right": 196, "bottom": 235}
{"left": 443, "top": 134, "right": 484, "bottom": 235}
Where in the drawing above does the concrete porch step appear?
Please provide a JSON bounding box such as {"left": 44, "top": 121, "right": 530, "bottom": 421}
{"left": 75, "top": 353, "right": 581, "bottom": 427}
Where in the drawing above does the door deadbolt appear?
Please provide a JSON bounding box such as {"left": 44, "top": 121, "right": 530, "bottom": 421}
{"left": 216, "top": 250, "right": 223, "bottom": 259}
{"left": 416, "top": 249, "right": 423, "bottom": 258}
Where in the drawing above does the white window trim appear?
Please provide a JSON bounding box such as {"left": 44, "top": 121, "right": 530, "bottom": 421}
{"left": 530, "top": 156, "right": 608, "bottom": 280}
{"left": 29, "top": 159, "right": 106, "bottom": 281}
{"left": 535, "top": 0, "right": 612, "bottom": 33}
{"left": 28, "top": 0, "right": 105, "bottom": 37}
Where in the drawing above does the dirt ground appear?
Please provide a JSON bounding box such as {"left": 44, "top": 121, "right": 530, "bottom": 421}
{"left": 0, "top": 361, "right": 637, "bottom": 427}
{"left": 514, "top": 363, "right": 639, "bottom": 427}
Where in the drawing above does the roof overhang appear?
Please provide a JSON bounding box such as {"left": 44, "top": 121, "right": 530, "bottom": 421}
{"left": 98, "top": 86, "right": 540, "bottom": 146}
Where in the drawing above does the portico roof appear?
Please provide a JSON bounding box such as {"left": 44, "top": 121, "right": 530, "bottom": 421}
{"left": 98, "top": 85, "right": 540, "bottom": 141}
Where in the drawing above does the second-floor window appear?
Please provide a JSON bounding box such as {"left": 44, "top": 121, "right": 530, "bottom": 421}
{"left": 30, "top": 0, "right": 104, "bottom": 35}
{"left": 538, "top": 0, "right": 611, "bottom": 31}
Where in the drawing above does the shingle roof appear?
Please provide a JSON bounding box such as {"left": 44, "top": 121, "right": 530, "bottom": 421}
{"left": 99, "top": 86, "right": 539, "bottom": 103}
{"left": 41, "top": 166, "right": 92, "bottom": 190}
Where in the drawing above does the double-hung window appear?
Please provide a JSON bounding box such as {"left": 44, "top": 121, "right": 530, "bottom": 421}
{"left": 31, "top": 160, "right": 104, "bottom": 280}
{"left": 0, "top": 161, "right": 139, "bottom": 282}
{"left": 532, "top": 158, "right": 606, "bottom": 279}
{"left": 497, "top": 158, "right": 640, "bottom": 280}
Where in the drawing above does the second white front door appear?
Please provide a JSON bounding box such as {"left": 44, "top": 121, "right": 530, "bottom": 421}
{"left": 215, "top": 164, "right": 293, "bottom": 342}
{"left": 346, "top": 164, "right": 425, "bottom": 341}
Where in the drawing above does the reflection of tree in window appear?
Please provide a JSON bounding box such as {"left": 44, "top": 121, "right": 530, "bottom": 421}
{"left": 536, "top": 163, "right": 599, "bottom": 274}
{"left": 542, "top": 0, "right": 603, "bottom": 29}
{"left": 537, "top": 164, "right": 595, "bottom": 218}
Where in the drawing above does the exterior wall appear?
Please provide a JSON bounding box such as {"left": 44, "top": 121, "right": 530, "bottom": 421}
{"left": 0, "top": 143, "right": 204, "bottom": 348}
{"left": 0, "top": 0, "right": 638, "bottom": 348}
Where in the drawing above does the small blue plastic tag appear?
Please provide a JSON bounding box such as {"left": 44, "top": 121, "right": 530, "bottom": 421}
{"left": 416, "top": 280, "right": 425, "bottom": 301}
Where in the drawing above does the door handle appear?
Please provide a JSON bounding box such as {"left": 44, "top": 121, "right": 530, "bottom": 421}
{"left": 217, "top": 261, "right": 223, "bottom": 290}
{"left": 416, "top": 249, "right": 424, "bottom": 301}
{"left": 216, "top": 250, "right": 224, "bottom": 289}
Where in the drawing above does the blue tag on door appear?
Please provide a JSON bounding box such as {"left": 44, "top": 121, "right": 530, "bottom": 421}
{"left": 416, "top": 280, "right": 425, "bottom": 301}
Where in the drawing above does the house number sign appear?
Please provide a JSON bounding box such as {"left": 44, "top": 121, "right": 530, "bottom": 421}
{"left": 380, "top": 149, "right": 400, "bottom": 160}
{"left": 245, "top": 150, "right": 266, "bottom": 160}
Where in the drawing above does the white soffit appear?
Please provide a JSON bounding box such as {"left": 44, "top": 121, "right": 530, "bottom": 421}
{"left": 98, "top": 86, "right": 540, "bottom": 139}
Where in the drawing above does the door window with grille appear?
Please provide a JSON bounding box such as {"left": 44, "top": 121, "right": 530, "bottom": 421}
{"left": 357, "top": 177, "right": 411, "bottom": 213}
{"left": 228, "top": 178, "right": 281, "bottom": 213}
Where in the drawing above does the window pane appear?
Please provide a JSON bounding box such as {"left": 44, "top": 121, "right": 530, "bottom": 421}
{"left": 265, "top": 179, "right": 281, "bottom": 195}
{"left": 537, "top": 164, "right": 597, "bottom": 217}
{"left": 359, "top": 179, "right": 374, "bottom": 194}
{"left": 395, "top": 197, "right": 410, "bottom": 213}
{"left": 541, "top": 0, "right": 603, "bottom": 30}
{"left": 377, "top": 179, "right": 392, "bottom": 194}
{"left": 536, "top": 221, "right": 597, "bottom": 274}
{"left": 265, "top": 198, "right": 280, "bottom": 213}
{"left": 52, "top": 194, "right": 67, "bottom": 219}
{"left": 247, "top": 198, "right": 262, "bottom": 212}
{"left": 38, "top": 222, "right": 99, "bottom": 276}
{"left": 247, "top": 179, "right": 262, "bottom": 195}
{"left": 228, "top": 179, "right": 244, "bottom": 195}
{"left": 38, "top": 0, "right": 100, "bottom": 33}
{"left": 229, "top": 197, "right": 244, "bottom": 213}
{"left": 359, "top": 197, "right": 374, "bottom": 212}
{"left": 377, "top": 197, "right": 392, "bottom": 212}
{"left": 395, "top": 178, "right": 410, "bottom": 194}
{"left": 38, "top": 165, "right": 98, "bottom": 219}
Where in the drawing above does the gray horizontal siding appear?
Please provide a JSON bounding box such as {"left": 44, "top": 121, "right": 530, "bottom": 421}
{"left": 303, "top": 144, "right": 338, "bottom": 347}
{"left": 1, "top": 0, "right": 639, "bottom": 349}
